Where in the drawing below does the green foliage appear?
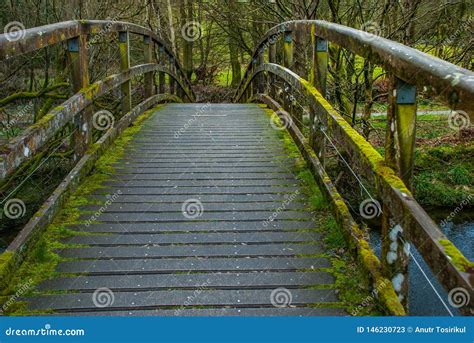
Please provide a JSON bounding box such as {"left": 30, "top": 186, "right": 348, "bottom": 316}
{"left": 413, "top": 144, "right": 473, "bottom": 207}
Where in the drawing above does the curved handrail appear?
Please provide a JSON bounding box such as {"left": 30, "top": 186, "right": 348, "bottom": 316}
{"left": 237, "top": 62, "right": 473, "bottom": 314}
{"left": 0, "top": 20, "right": 195, "bottom": 100}
{"left": 235, "top": 20, "right": 474, "bottom": 117}
{"left": 0, "top": 63, "right": 187, "bottom": 180}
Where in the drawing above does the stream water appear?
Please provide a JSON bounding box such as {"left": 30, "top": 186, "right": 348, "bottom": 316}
{"left": 370, "top": 209, "right": 473, "bottom": 316}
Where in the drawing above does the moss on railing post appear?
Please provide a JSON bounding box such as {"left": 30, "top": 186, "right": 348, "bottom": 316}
{"left": 158, "top": 46, "right": 166, "bottom": 94}
{"left": 66, "top": 35, "right": 92, "bottom": 160}
{"left": 169, "top": 56, "right": 176, "bottom": 95}
{"left": 394, "top": 79, "right": 417, "bottom": 190}
{"left": 309, "top": 31, "right": 328, "bottom": 165}
{"left": 119, "top": 31, "right": 132, "bottom": 114}
{"left": 380, "top": 76, "right": 414, "bottom": 311}
{"left": 143, "top": 35, "right": 154, "bottom": 99}
{"left": 283, "top": 31, "right": 293, "bottom": 68}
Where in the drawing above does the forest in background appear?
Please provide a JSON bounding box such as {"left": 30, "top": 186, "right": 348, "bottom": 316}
{"left": 0, "top": 0, "right": 472, "bottom": 241}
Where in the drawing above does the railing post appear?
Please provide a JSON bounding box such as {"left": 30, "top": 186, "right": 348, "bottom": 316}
{"left": 143, "top": 35, "right": 154, "bottom": 99}
{"left": 67, "top": 35, "right": 91, "bottom": 160}
{"left": 169, "top": 56, "right": 176, "bottom": 95}
{"left": 119, "top": 31, "right": 132, "bottom": 114}
{"left": 381, "top": 76, "right": 412, "bottom": 311}
{"left": 395, "top": 79, "right": 417, "bottom": 189}
{"left": 158, "top": 46, "right": 166, "bottom": 94}
{"left": 268, "top": 39, "right": 277, "bottom": 96}
{"left": 312, "top": 37, "right": 328, "bottom": 97}
{"left": 283, "top": 31, "right": 293, "bottom": 68}
{"left": 256, "top": 53, "right": 264, "bottom": 94}
{"left": 310, "top": 33, "right": 328, "bottom": 164}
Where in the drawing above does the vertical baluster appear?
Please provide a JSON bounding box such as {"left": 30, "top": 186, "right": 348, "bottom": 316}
{"left": 283, "top": 31, "right": 293, "bottom": 68}
{"left": 169, "top": 55, "right": 176, "bottom": 95}
{"left": 67, "top": 35, "right": 91, "bottom": 160}
{"left": 143, "top": 35, "right": 154, "bottom": 99}
{"left": 395, "top": 79, "right": 417, "bottom": 189}
{"left": 158, "top": 46, "right": 166, "bottom": 94}
{"left": 256, "top": 51, "right": 264, "bottom": 95}
{"left": 381, "top": 75, "right": 412, "bottom": 311}
{"left": 310, "top": 34, "right": 328, "bottom": 164}
{"left": 119, "top": 31, "right": 132, "bottom": 114}
{"left": 268, "top": 37, "right": 277, "bottom": 98}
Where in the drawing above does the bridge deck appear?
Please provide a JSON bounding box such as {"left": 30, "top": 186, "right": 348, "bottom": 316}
{"left": 23, "top": 103, "right": 345, "bottom": 316}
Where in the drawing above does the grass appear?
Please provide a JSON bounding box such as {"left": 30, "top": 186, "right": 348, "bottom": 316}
{"left": 265, "top": 105, "right": 383, "bottom": 315}
{"left": 365, "top": 113, "right": 473, "bottom": 207}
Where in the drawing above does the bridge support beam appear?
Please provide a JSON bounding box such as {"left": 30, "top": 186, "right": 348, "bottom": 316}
{"left": 310, "top": 34, "right": 328, "bottom": 164}
{"left": 67, "top": 35, "right": 92, "bottom": 160}
{"left": 143, "top": 35, "right": 154, "bottom": 99}
{"left": 395, "top": 79, "right": 417, "bottom": 190}
{"left": 158, "top": 46, "right": 166, "bottom": 94}
{"left": 119, "top": 31, "right": 132, "bottom": 114}
{"left": 283, "top": 32, "right": 293, "bottom": 69}
{"left": 169, "top": 56, "right": 176, "bottom": 95}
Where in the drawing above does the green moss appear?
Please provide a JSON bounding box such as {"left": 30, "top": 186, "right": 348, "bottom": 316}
{"left": 439, "top": 239, "right": 473, "bottom": 272}
{"left": 2, "top": 105, "right": 162, "bottom": 315}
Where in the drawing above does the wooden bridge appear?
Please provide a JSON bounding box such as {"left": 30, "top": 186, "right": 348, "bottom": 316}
{"left": 0, "top": 20, "right": 472, "bottom": 316}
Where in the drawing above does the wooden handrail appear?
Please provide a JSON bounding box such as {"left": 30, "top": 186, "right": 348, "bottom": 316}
{"left": 235, "top": 20, "right": 474, "bottom": 118}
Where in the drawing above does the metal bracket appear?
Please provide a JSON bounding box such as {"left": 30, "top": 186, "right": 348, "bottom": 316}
{"left": 67, "top": 37, "right": 80, "bottom": 52}
{"left": 396, "top": 79, "right": 416, "bottom": 104}
{"left": 316, "top": 38, "right": 328, "bottom": 52}
{"left": 118, "top": 31, "right": 128, "bottom": 43}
